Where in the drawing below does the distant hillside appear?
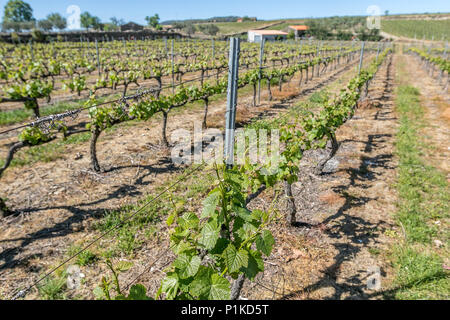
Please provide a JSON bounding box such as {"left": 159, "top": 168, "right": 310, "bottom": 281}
{"left": 161, "top": 16, "right": 240, "bottom": 25}
{"left": 382, "top": 12, "right": 450, "bottom": 20}
{"left": 191, "top": 16, "right": 379, "bottom": 40}
{"left": 203, "top": 20, "right": 285, "bottom": 36}
{"left": 168, "top": 13, "right": 450, "bottom": 41}
{"left": 381, "top": 15, "right": 450, "bottom": 41}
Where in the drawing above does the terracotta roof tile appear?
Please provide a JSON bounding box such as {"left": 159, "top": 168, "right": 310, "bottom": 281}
{"left": 289, "top": 25, "right": 309, "bottom": 31}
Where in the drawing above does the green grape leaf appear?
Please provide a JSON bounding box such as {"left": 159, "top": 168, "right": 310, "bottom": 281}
{"left": 201, "top": 189, "right": 220, "bottom": 219}
{"left": 93, "top": 286, "right": 106, "bottom": 300}
{"left": 256, "top": 230, "right": 275, "bottom": 257}
{"left": 127, "top": 284, "right": 153, "bottom": 300}
{"left": 233, "top": 206, "right": 254, "bottom": 222}
{"left": 209, "top": 238, "right": 230, "bottom": 255}
{"left": 159, "top": 273, "right": 179, "bottom": 300}
{"left": 233, "top": 217, "right": 258, "bottom": 245}
{"left": 189, "top": 267, "right": 230, "bottom": 300}
{"left": 199, "top": 222, "right": 220, "bottom": 250}
{"left": 242, "top": 250, "right": 264, "bottom": 280}
{"left": 115, "top": 261, "right": 134, "bottom": 273}
{"left": 178, "top": 212, "right": 199, "bottom": 230}
{"left": 173, "top": 254, "right": 201, "bottom": 279}
{"left": 166, "top": 212, "right": 177, "bottom": 226}
{"left": 223, "top": 244, "right": 249, "bottom": 273}
{"left": 209, "top": 274, "right": 230, "bottom": 300}
{"left": 188, "top": 266, "right": 214, "bottom": 299}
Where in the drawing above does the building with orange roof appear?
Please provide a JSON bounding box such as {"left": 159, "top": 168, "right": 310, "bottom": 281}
{"left": 288, "top": 25, "right": 309, "bottom": 39}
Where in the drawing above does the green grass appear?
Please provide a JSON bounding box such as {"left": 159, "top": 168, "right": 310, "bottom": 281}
{"left": 0, "top": 108, "right": 34, "bottom": 126}
{"left": 67, "top": 245, "right": 98, "bottom": 266}
{"left": 0, "top": 93, "right": 122, "bottom": 126}
{"left": 391, "top": 247, "right": 448, "bottom": 300}
{"left": 388, "top": 84, "right": 450, "bottom": 300}
{"left": 382, "top": 19, "right": 450, "bottom": 40}
{"left": 202, "top": 21, "right": 283, "bottom": 35}
{"left": 37, "top": 270, "right": 68, "bottom": 300}
{"left": 309, "top": 89, "right": 329, "bottom": 104}
{"left": 394, "top": 86, "right": 448, "bottom": 243}
{"left": 0, "top": 101, "right": 80, "bottom": 126}
{"left": 1, "top": 141, "right": 65, "bottom": 168}
{"left": 61, "top": 131, "right": 91, "bottom": 145}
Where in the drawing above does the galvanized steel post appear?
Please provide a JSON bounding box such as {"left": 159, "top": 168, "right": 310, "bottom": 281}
{"left": 224, "top": 38, "right": 240, "bottom": 168}
{"left": 358, "top": 41, "right": 365, "bottom": 75}
{"left": 257, "top": 38, "right": 265, "bottom": 106}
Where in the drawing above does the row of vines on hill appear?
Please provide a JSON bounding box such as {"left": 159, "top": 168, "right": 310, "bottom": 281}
{"left": 0, "top": 39, "right": 349, "bottom": 118}
{"left": 0, "top": 47, "right": 362, "bottom": 179}
{"left": 95, "top": 48, "right": 392, "bottom": 300}
{"left": 407, "top": 47, "right": 450, "bottom": 91}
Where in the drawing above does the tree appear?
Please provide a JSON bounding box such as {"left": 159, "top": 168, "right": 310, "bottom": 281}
{"left": 47, "top": 13, "right": 66, "bottom": 30}
{"left": 385, "top": 10, "right": 389, "bottom": 16}
{"left": 197, "top": 24, "right": 219, "bottom": 36}
{"left": 287, "top": 30, "right": 295, "bottom": 40}
{"left": 90, "top": 16, "right": 102, "bottom": 30}
{"left": 145, "top": 14, "right": 161, "bottom": 30}
{"left": 172, "top": 22, "right": 184, "bottom": 30}
{"left": 1, "top": 19, "right": 34, "bottom": 32}
{"left": 3, "top": 0, "right": 33, "bottom": 22}
{"left": 1, "top": 20, "right": 21, "bottom": 31}
{"left": 80, "top": 12, "right": 101, "bottom": 30}
{"left": 110, "top": 17, "right": 125, "bottom": 26}
{"left": 80, "top": 12, "right": 93, "bottom": 30}
{"left": 336, "top": 30, "right": 353, "bottom": 40}
{"left": 103, "top": 23, "right": 118, "bottom": 31}
{"left": 184, "top": 23, "right": 196, "bottom": 35}
{"left": 37, "top": 19, "right": 53, "bottom": 31}
{"left": 305, "top": 20, "right": 330, "bottom": 40}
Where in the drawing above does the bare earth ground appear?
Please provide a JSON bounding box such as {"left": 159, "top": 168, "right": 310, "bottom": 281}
{"left": 240, "top": 53, "right": 400, "bottom": 300}
{"left": 0, "top": 55, "right": 368, "bottom": 298}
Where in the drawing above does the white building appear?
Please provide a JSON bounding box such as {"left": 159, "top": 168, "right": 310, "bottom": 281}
{"left": 247, "top": 30, "right": 288, "bottom": 43}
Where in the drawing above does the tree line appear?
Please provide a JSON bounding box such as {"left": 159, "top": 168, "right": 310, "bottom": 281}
{"left": 0, "top": 0, "right": 164, "bottom": 33}
{"left": 287, "top": 16, "right": 383, "bottom": 41}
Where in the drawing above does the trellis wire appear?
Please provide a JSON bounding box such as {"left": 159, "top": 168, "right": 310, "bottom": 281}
{"left": 0, "top": 68, "right": 229, "bottom": 136}
{"left": 0, "top": 49, "right": 331, "bottom": 136}
{"left": 9, "top": 164, "right": 205, "bottom": 300}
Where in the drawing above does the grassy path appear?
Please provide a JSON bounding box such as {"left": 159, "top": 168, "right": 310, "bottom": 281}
{"left": 386, "top": 54, "right": 449, "bottom": 299}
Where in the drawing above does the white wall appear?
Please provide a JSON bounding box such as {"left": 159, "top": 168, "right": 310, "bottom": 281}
{"left": 248, "top": 31, "right": 256, "bottom": 42}
{"left": 248, "top": 32, "right": 287, "bottom": 43}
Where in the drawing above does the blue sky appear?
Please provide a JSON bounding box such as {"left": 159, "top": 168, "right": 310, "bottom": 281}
{"left": 1, "top": 0, "right": 449, "bottom": 24}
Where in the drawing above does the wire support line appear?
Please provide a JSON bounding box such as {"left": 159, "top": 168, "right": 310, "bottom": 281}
{"left": 9, "top": 163, "right": 205, "bottom": 300}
